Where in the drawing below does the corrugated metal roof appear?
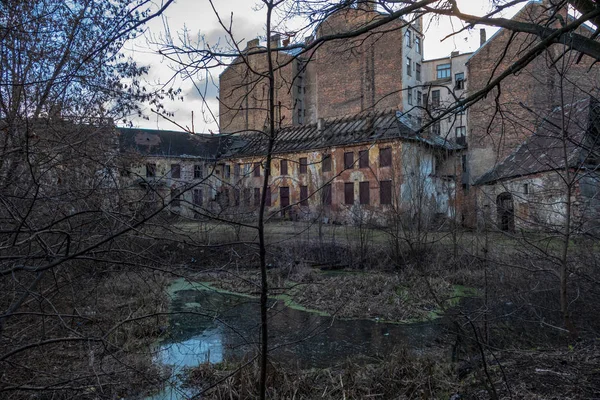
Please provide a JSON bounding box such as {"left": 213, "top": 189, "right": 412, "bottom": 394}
{"left": 476, "top": 97, "right": 600, "bottom": 185}
{"left": 233, "top": 110, "right": 463, "bottom": 157}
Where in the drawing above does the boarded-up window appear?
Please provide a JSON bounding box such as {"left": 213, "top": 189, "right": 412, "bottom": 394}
{"left": 299, "top": 157, "right": 307, "bottom": 174}
{"left": 380, "top": 180, "right": 392, "bottom": 205}
{"left": 344, "top": 152, "right": 354, "bottom": 169}
{"left": 266, "top": 187, "right": 272, "bottom": 206}
{"left": 359, "top": 150, "right": 369, "bottom": 168}
{"left": 281, "top": 159, "right": 288, "bottom": 175}
{"left": 300, "top": 185, "right": 308, "bottom": 206}
{"left": 344, "top": 182, "right": 354, "bottom": 204}
{"left": 253, "top": 162, "right": 261, "bottom": 177}
{"left": 379, "top": 147, "right": 392, "bottom": 167}
{"left": 359, "top": 181, "right": 370, "bottom": 205}
{"left": 194, "top": 164, "right": 202, "bottom": 178}
{"left": 322, "top": 154, "right": 331, "bottom": 172}
{"left": 322, "top": 184, "right": 332, "bottom": 205}
{"left": 146, "top": 163, "right": 156, "bottom": 177}
{"left": 193, "top": 188, "right": 203, "bottom": 206}
{"left": 254, "top": 188, "right": 261, "bottom": 206}
{"left": 171, "top": 188, "right": 181, "bottom": 207}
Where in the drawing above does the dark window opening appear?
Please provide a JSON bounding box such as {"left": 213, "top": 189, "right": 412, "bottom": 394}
{"left": 455, "top": 72, "right": 465, "bottom": 90}
{"left": 281, "top": 159, "right": 288, "bottom": 175}
{"left": 224, "top": 165, "right": 231, "bottom": 178}
{"left": 234, "top": 164, "right": 240, "bottom": 179}
{"left": 415, "top": 36, "right": 421, "bottom": 54}
{"left": 416, "top": 63, "right": 421, "bottom": 81}
{"left": 280, "top": 187, "right": 290, "bottom": 216}
{"left": 266, "top": 187, "right": 272, "bottom": 206}
{"left": 344, "top": 152, "right": 354, "bottom": 170}
{"left": 300, "top": 185, "right": 308, "bottom": 206}
{"left": 406, "top": 57, "right": 412, "bottom": 76}
{"left": 322, "top": 184, "right": 332, "bottom": 205}
{"left": 523, "top": 184, "right": 529, "bottom": 195}
{"left": 254, "top": 188, "right": 261, "bottom": 206}
{"left": 171, "top": 164, "right": 181, "bottom": 179}
{"left": 243, "top": 188, "right": 251, "bottom": 206}
{"left": 171, "top": 188, "right": 181, "bottom": 207}
{"left": 431, "top": 90, "right": 440, "bottom": 107}
{"left": 146, "top": 163, "right": 156, "bottom": 177}
{"left": 461, "top": 155, "right": 468, "bottom": 173}
{"left": 299, "top": 157, "right": 308, "bottom": 174}
{"left": 253, "top": 162, "right": 261, "bottom": 177}
{"left": 380, "top": 180, "right": 392, "bottom": 205}
{"left": 379, "top": 147, "right": 392, "bottom": 167}
{"left": 359, "top": 150, "right": 369, "bottom": 168}
{"left": 193, "top": 188, "right": 203, "bottom": 206}
{"left": 359, "top": 181, "right": 370, "bottom": 205}
{"left": 322, "top": 154, "right": 332, "bottom": 172}
{"left": 234, "top": 189, "right": 240, "bottom": 206}
{"left": 194, "top": 164, "right": 202, "bottom": 179}
{"left": 344, "top": 182, "right": 354, "bottom": 205}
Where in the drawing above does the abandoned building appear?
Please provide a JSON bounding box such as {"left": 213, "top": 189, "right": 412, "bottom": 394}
{"left": 117, "top": 0, "right": 600, "bottom": 231}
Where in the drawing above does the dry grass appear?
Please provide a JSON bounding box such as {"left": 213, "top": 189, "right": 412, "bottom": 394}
{"left": 182, "top": 350, "right": 458, "bottom": 399}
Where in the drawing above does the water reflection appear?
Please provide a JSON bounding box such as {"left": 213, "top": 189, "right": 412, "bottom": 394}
{"left": 149, "top": 286, "right": 443, "bottom": 399}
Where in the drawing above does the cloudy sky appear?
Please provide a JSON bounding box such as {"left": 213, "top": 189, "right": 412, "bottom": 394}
{"left": 125, "top": 0, "right": 524, "bottom": 133}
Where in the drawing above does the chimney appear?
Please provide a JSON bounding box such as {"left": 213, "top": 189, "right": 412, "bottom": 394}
{"left": 479, "top": 28, "right": 487, "bottom": 47}
{"left": 282, "top": 37, "right": 290, "bottom": 47}
{"left": 246, "top": 38, "right": 259, "bottom": 50}
{"left": 451, "top": 50, "right": 459, "bottom": 57}
{"left": 317, "top": 118, "right": 325, "bottom": 134}
{"left": 269, "top": 34, "right": 281, "bottom": 49}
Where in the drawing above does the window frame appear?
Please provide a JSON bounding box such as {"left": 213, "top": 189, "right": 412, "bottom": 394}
{"left": 300, "top": 185, "right": 308, "bottom": 206}
{"left": 344, "top": 182, "right": 354, "bottom": 205}
{"left": 322, "top": 154, "right": 332, "bottom": 172}
{"left": 406, "top": 57, "right": 412, "bottom": 76}
{"left": 379, "top": 147, "right": 392, "bottom": 168}
{"left": 299, "top": 157, "right": 308, "bottom": 174}
{"left": 380, "top": 180, "right": 392, "bottom": 205}
{"left": 358, "top": 150, "right": 369, "bottom": 169}
{"left": 359, "top": 181, "right": 370, "bottom": 205}
{"left": 280, "top": 159, "right": 288, "bottom": 175}
{"left": 344, "top": 151, "right": 354, "bottom": 170}
{"left": 436, "top": 63, "right": 451, "bottom": 79}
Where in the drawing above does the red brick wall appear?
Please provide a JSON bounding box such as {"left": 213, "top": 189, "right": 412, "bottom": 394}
{"left": 219, "top": 47, "right": 297, "bottom": 134}
{"left": 304, "top": 7, "right": 405, "bottom": 123}
{"left": 467, "top": 2, "right": 600, "bottom": 181}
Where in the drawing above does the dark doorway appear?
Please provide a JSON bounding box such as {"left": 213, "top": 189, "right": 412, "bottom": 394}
{"left": 496, "top": 192, "right": 514, "bottom": 232}
{"left": 280, "top": 187, "right": 290, "bottom": 217}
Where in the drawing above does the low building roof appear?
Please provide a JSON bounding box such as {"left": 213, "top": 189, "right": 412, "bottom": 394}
{"left": 476, "top": 97, "right": 600, "bottom": 185}
{"left": 118, "top": 127, "right": 239, "bottom": 160}
{"left": 232, "top": 110, "right": 463, "bottom": 158}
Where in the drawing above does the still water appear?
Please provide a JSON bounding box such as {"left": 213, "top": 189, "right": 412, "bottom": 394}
{"left": 148, "top": 283, "right": 444, "bottom": 399}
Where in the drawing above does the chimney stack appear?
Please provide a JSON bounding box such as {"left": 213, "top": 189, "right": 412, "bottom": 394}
{"left": 479, "top": 28, "right": 487, "bottom": 47}
{"left": 317, "top": 118, "right": 325, "bottom": 134}
{"left": 451, "top": 50, "right": 459, "bottom": 57}
{"left": 269, "top": 34, "right": 281, "bottom": 49}
{"left": 246, "top": 38, "right": 259, "bottom": 50}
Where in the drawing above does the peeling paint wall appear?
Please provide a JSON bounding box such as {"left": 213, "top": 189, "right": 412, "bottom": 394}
{"left": 220, "top": 139, "right": 457, "bottom": 225}
{"left": 476, "top": 171, "right": 600, "bottom": 232}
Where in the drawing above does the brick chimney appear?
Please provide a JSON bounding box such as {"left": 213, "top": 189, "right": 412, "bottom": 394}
{"left": 479, "top": 28, "right": 487, "bottom": 47}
